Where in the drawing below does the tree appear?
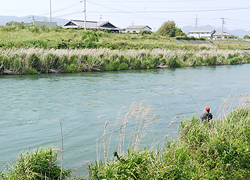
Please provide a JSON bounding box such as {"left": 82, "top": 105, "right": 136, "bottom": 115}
{"left": 175, "top": 28, "right": 186, "bottom": 36}
{"left": 244, "top": 35, "right": 250, "bottom": 39}
{"left": 156, "top": 20, "right": 176, "bottom": 37}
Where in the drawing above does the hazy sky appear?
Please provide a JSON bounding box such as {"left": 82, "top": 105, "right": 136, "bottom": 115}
{"left": 1, "top": 0, "right": 250, "bottom": 31}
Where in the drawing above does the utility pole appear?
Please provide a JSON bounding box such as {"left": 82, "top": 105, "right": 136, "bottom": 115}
{"left": 100, "top": 15, "right": 102, "bottom": 21}
{"left": 32, "top": 16, "right": 35, "bottom": 26}
{"left": 84, "top": 0, "right": 86, "bottom": 30}
{"left": 220, "top": 18, "right": 226, "bottom": 39}
{"left": 50, "top": 0, "right": 52, "bottom": 22}
{"left": 195, "top": 15, "right": 198, "bottom": 29}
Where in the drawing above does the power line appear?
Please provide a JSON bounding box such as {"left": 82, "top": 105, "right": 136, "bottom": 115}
{"left": 90, "top": 0, "right": 212, "bottom": 2}
{"left": 88, "top": 7, "right": 250, "bottom": 13}
{"left": 86, "top": 0, "right": 167, "bottom": 22}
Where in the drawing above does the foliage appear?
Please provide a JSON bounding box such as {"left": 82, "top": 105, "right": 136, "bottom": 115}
{"left": 244, "top": 35, "right": 250, "bottom": 39}
{"left": 0, "top": 48, "right": 249, "bottom": 75}
{"left": 88, "top": 97, "right": 250, "bottom": 179}
{"left": 175, "top": 28, "right": 186, "bottom": 36}
{"left": 2, "top": 147, "right": 73, "bottom": 180}
{"left": 156, "top": 20, "right": 177, "bottom": 37}
{"left": 176, "top": 36, "right": 206, "bottom": 40}
{"left": 139, "top": 30, "right": 153, "bottom": 35}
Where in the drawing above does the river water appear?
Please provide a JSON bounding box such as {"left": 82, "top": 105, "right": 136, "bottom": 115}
{"left": 0, "top": 64, "right": 250, "bottom": 175}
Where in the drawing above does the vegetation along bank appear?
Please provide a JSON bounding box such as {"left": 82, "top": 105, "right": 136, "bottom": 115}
{"left": 1, "top": 95, "right": 250, "bottom": 179}
{"left": 0, "top": 48, "right": 250, "bottom": 75}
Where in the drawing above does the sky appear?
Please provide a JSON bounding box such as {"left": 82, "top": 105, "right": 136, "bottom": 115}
{"left": 0, "top": 0, "right": 250, "bottom": 31}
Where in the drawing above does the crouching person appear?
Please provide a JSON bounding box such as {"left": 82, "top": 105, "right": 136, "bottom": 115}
{"left": 200, "top": 107, "right": 213, "bottom": 123}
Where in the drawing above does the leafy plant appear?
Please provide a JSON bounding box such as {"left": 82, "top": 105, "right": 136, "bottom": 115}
{"left": 2, "top": 147, "right": 73, "bottom": 180}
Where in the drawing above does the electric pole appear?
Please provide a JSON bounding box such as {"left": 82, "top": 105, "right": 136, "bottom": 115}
{"left": 220, "top": 18, "right": 226, "bottom": 39}
{"left": 84, "top": 0, "right": 86, "bottom": 30}
{"left": 50, "top": 0, "right": 52, "bottom": 22}
{"left": 32, "top": 16, "right": 35, "bottom": 26}
{"left": 195, "top": 15, "right": 198, "bottom": 29}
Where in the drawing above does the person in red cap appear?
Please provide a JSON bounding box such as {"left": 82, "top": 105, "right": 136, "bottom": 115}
{"left": 200, "top": 107, "right": 213, "bottom": 122}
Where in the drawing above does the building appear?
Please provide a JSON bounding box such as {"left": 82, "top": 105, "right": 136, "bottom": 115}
{"left": 33, "top": 21, "right": 57, "bottom": 28}
{"left": 125, "top": 25, "right": 152, "bottom": 33}
{"left": 212, "top": 32, "right": 234, "bottom": 39}
{"left": 187, "top": 29, "right": 216, "bottom": 38}
{"left": 63, "top": 20, "right": 121, "bottom": 32}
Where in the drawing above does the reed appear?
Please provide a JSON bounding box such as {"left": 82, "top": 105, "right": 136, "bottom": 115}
{"left": 1, "top": 48, "right": 249, "bottom": 75}
{"left": 2, "top": 147, "right": 73, "bottom": 180}
{"left": 88, "top": 94, "right": 250, "bottom": 179}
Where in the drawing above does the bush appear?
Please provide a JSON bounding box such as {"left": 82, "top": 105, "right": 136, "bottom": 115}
{"left": 106, "top": 61, "right": 120, "bottom": 71}
{"left": 27, "top": 67, "right": 40, "bottom": 74}
{"left": 28, "top": 53, "right": 40, "bottom": 69}
{"left": 204, "top": 56, "right": 217, "bottom": 65}
{"left": 141, "top": 61, "right": 150, "bottom": 69}
{"left": 66, "top": 64, "right": 77, "bottom": 73}
{"left": 166, "top": 56, "right": 178, "bottom": 68}
{"left": 118, "top": 62, "right": 128, "bottom": 70}
{"left": 2, "top": 148, "right": 73, "bottom": 180}
{"left": 132, "top": 60, "right": 141, "bottom": 69}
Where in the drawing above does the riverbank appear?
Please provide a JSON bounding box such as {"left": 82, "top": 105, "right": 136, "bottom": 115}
{"left": 87, "top": 94, "right": 250, "bottom": 179}
{"left": 1, "top": 95, "right": 250, "bottom": 179}
{"left": 1, "top": 48, "right": 249, "bottom": 75}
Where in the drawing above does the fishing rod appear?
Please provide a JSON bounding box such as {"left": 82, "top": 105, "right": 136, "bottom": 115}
{"left": 184, "top": 88, "right": 202, "bottom": 112}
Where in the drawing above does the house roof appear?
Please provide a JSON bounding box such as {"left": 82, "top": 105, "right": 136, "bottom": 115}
{"left": 63, "top": 20, "right": 121, "bottom": 30}
{"left": 187, "top": 29, "right": 215, "bottom": 33}
{"left": 126, "top": 25, "right": 152, "bottom": 30}
{"left": 213, "top": 32, "right": 233, "bottom": 37}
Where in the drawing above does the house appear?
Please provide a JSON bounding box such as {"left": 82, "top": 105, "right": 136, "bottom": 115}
{"left": 125, "top": 25, "right": 152, "bottom": 33}
{"left": 212, "top": 32, "right": 234, "bottom": 39}
{"left": 33, "top": 21, "right": 57, "bottom": 28}
{"left": 62, "top": 20, "right": 121, "bottom": 32}
{"left": 187, "top": 29, "right": 216, "bottom": 38}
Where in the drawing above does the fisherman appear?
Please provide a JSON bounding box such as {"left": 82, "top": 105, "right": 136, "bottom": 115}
{"left": 200, "top": 107, "right": 213, "bottom": 122}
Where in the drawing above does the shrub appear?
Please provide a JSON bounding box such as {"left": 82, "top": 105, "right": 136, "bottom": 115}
{"left": 228, "top": 56, "right": 243, "bottom": 65}
{"left": 66, "top": 64, "right": 77, "bottom": 73}
{"left": 28, "top": 53, "right": 40, "bottom": 69}
{"left": 204, "top": 56, "right": 217, "bottom": 65}
{"left": 27, "top": 67, "right": 40, "bottom": 74}
{"left": 132, "top": 60, "right": 141, "bottom": 69}
{"left": 45, "top": 53, "right": 60, "bottom": 70}
{"left": 105, "top": 61, "right": 120, "bottom": 71}
{"left": 2, "top": 148, "right": 73, "bottom": 180}
{"left": 118, "top": 62, "right": 128, "bottom": 70}
{"left": 141, "top": 61, "right": 150, "bottom": 69}
{"left": 166, "top": 56, "right": 178, "bottom": 68}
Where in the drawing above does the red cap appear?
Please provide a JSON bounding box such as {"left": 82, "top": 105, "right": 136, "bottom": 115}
{"left": 205, "top": 107, "right": 210, "bottom": 112}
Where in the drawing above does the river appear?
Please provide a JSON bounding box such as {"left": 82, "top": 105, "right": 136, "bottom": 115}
{"left": 0, "top": 64, "right": 249, "bottom": 176}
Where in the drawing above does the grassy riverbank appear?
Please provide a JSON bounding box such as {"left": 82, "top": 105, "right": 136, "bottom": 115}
{"left": 0, "top": 48, "right": 249, "bottom": 75}
{"left": 1, "top": 95, "right": 250, "bottom": 179}
{"left": 87, "top": 95, "right": 250, "bottom": 179}
{"left": 1, "top": 27, "right": 250, "bottom": 51}
{"left": 1, "top": 28, "right": 250, "bottom": 75}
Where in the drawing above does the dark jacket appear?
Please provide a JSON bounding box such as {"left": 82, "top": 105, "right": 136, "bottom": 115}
{"left": 200, "top": 111, "right": 213, "bottom": 122}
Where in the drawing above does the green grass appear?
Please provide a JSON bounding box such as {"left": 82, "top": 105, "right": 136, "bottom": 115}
{"left": 1, "top": 95, "right": 250, "bottom": 179}
{"left": 87, "top": 96, "right": 250, "bottom": 179}
{"left": 1, "top": 27, "right": 250, "bottom": 51}
{"left": 0, "top": 48, "right": 249, "bottom": 75}
{"left": 1, "top": 147, "right": 73, "bottom": 180}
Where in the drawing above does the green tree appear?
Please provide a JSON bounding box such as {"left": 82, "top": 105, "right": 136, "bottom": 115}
{"left": 244, "top": 35, "right": 250, "bottom": 39}
{"left": 156, "top": 20, "right": 177, "bottom": 37}
{"left": 175, "top": 28, "right": 186, "bottom": 36}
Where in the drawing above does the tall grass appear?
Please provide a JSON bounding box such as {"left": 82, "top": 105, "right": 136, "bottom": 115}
{"left": 1, "top": 147, "right": 73, "bottom": 180}
{"left": 1, "top": 27, "right": 250, "bottom": 50}
{"left": 88, "top": 94, "right": 250, "bottom": 179}
{"left": 0, "top": 48, "right": 249, "bottom": 75}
